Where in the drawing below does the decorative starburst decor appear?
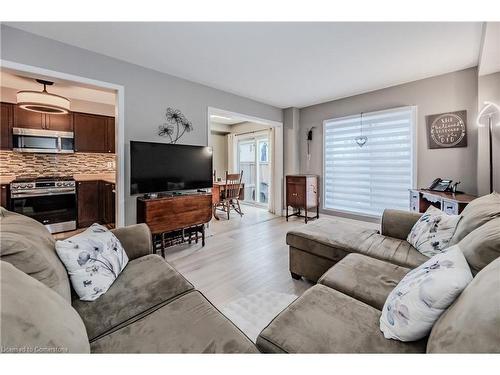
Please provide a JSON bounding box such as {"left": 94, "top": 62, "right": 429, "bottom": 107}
{"left": 158, "top": 107, "right": 193, "bottom": 143}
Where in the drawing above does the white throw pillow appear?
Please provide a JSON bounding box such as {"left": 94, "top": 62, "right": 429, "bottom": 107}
{"left": 407, "top": 205, "right": 461, "bottom": 257}
{"left": 380, "top": 245, "right": 472, "bottom": 342}
{"left": 55, "top": 224, "right": 128, "bottom": 301}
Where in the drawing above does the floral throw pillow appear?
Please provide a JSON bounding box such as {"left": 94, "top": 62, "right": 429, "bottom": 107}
{"left": 55, "top": 224, "right": 128, "bottom": 301}
{"left": 407, "top": 205, "right": 461, "bottom": 257}
{"left": 380, "top": 246, "right": 472, "bottom": 341}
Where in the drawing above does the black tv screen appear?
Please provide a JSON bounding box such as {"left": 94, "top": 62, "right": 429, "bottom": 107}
{"left": 130, "top": 141, "right": 213, "bottom": 194}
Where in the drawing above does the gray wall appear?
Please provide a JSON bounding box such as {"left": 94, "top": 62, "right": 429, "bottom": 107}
{"left": 1, "top": 25, "right": 282, "bottom": 225}
{"left": 299, "top": 68, "right": 479, "bottom": 206}
{"left": 477, "top": 72, "right": 500, "bottom": 195}
{"left": 283, "top": 107, "right": 300, "bottom": 175}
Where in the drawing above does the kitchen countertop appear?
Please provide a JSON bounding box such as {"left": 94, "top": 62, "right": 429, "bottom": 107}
{"left": 0, "top": 174, "right": 116, "bottom": 185}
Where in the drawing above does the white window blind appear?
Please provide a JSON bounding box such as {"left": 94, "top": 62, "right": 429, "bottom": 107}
{"left": 323, "top": 106, "right": 416, "bottom": 217}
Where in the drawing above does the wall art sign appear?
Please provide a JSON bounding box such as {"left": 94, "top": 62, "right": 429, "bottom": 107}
{"left": 426, "top": 110, "right": 467, "bottom": 149}
{"left": 158, "top": 107, "right": 193, "bottom": 143}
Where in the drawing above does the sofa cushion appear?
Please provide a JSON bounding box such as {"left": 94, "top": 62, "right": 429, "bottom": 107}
{"left": 458, "top": 217, "right": 500, "bottom": 274}
{"left": 1, "top": 261, "right": 90, "bottom": 353}
{"left": 426, "top": 257, "right": 500, "bottom": 353}
{"left": 318, "top": 253, "right": 409, "bottom": 310}
{"left": 256, "top": 284, "right": 426, "bottom": 353}
{"left": 287, "top": 219, "right": 428, "bottom": 269}
{"left": 72, "top": 254, "right": 194, "bottom": 341}
{"left": 90, "top": 290, "right": 258, "bottom": 353}
{"left": 449, "top": 192, "right": 500, "bottom": 246}
{"left": 0, "top": 209, "right": 71, "bottom": 301}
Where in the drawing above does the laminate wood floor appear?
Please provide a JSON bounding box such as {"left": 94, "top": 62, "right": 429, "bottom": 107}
{"left": 165, "top": 206, "right": 378, "bottom": 309}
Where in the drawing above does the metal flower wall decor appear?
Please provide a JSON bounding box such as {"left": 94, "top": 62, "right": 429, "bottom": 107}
{"left": 158, "top": 107, "right": 193, "bottom": 143}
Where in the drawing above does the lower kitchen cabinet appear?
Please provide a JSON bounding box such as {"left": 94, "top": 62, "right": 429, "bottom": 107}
{"left": 77, "top": 180, "right": 115, "bottom": 228}
{"left": 100, "top": 181, "right": 116, "bottom": 225}
{"left": 77, "top": 180, "right": 100, "bottom": 228}
{"left": 1, "top": 184, "right": 10, "bottom": 209}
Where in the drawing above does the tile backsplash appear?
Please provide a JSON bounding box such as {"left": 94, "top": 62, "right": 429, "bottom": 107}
{"left": 0, "top": 151, "right": 116, "bottom": 177}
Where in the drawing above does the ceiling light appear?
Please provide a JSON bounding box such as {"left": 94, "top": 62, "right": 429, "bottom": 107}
{"left": 17, "top": 79, "right": 71, "bottom": 114}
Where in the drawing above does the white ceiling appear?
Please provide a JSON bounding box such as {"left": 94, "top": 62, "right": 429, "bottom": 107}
{"left": 7, "top": 22, "right": 483, "bottom": 108}
{"left": 0, "top": 69, "right": 116, "bottom": 105}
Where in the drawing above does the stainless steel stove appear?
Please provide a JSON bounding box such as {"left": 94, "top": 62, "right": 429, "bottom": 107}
{"left": 10, "top": 176, "right": 77, "bottom": 233}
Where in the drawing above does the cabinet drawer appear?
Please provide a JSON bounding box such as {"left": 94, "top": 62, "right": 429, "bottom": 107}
{"left": 287, "top": 176, "right": 305, "bottom": 185}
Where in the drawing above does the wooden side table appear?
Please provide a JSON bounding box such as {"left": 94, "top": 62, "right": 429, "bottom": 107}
{"left": 286, "top": 174, "right": 319, "bottom": 223}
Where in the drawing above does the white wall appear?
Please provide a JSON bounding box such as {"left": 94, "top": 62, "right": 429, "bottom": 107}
{"left": 299, "top": 68, "right": 479, "bottom": 202}
{"left": 1, "top": 25, "right": 282, "bottom": 225}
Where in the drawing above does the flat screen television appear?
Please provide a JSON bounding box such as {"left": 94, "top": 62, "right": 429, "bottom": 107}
{"left": 130, "top": 141, "right": 213, "bottom": 195}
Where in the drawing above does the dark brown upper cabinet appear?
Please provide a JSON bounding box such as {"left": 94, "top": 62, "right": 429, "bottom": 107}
{"left": 106, "top": 117, "right": 115, "bottom": 153}
{"left": 13, "top": 105, "right": 73, "bottom": 132}
{"left": 1, "top": 102, "right": 14, "bottom": 150}
{"left": 74, "top": 112, "right": 115, "bottom": 153}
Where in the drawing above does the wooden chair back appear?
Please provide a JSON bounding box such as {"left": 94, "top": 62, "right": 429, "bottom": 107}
{"left": 223, "top": 171, "right": 243, "bottom": 200}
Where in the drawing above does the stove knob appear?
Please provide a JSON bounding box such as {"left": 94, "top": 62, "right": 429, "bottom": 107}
{"left": 56, "top": 182, "right": 63, "bottom": 187}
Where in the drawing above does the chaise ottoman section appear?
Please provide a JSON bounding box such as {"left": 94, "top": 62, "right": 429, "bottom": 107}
{"left": 90, "top": 290, "right": 259, "bottom": 353}
{"left": 318, "top": 253, "right": 410, "bottom": 310}
{"left": 256, "top": 284, "right": 426, "bottom": 353}
{"left": 73, "top": 254, "right": 194, "bottom": 341}
{"left": 287, "top": 218, "right": 427, "bottom": 281}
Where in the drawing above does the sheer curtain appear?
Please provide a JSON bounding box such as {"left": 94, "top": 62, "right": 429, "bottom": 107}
{"left": 226, "top": 133, "right": 237, "bottom": 173}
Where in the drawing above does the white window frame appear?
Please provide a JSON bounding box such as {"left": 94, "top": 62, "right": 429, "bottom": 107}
{"left": 322, "top": 105, "right": 418, "bottom": 219}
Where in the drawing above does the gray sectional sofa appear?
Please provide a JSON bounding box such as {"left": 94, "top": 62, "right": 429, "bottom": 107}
{"left": 257, "top": 192, "right": 500, "bottom": 353}
{"left": 0, "top": 208, "right": 258, "bottom": 353}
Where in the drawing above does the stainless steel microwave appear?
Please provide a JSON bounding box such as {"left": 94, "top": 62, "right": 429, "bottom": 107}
{"left": 12, "top": 128, "right": 74, "bottom": 154}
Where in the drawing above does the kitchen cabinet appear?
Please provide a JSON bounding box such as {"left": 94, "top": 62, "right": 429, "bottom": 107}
{"left": 74, "top": 112, "right": 115, "bottom": 153}
{"left": 1, "top": 102, "right": 13, "bottom": 150}
{"left": 77, "top": 180, "right": 100, "bottom": 228}
{"left": 13, "top": 105, "right": 73, "bottom": 132}
{"left": 45, "top": 112, "right": 73, "bottom": 132}
{"left": 106, "top": 117, "right": 115, "bottom": 153}
{"left": 1, "top": 184, "right": 10, "bottom": 209}
{"left": 100, "top": 181, "right": 116, "bottom": 225}
{"left": 77, "top": 180, "right": 115, "bottom": 228}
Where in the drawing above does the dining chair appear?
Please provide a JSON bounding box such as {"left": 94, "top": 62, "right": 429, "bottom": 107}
{"left": 214, "top": 171, "right": 244, "bottom": 220}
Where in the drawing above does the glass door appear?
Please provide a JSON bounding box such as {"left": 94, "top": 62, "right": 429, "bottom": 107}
{"left": 237, "top": 133, "right": 270, "bottom": 207}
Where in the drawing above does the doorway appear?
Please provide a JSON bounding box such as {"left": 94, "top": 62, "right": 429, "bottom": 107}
{"left": 207, "top": 106, "right": 284, "bottom": 219}
{"left": 237, "top": 131, "right": 270, "bottom": 208}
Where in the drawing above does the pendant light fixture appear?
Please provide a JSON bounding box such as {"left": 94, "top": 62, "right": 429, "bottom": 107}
{"left": 17, "top": 79, "right": 71, "bottom": 114}
{"left": 354, "top": 112, "right": 368, "bottom": 147}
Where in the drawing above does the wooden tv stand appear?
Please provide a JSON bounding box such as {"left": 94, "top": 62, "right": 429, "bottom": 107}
{"left": 136, "top": 192, "right": 212, "bottom": 257}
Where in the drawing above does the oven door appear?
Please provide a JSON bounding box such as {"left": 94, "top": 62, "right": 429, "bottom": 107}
{"left": 11, "top": 192, "right": 77, "bottom": 233}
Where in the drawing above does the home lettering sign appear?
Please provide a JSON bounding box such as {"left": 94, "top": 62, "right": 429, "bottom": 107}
{"left": 426, "top": 110, "right": 467, "bottom": 149}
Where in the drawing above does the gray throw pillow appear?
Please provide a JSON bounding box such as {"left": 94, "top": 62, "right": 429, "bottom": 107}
{"left": 449, "top": 192, "right": 500, "bottom": 246}
{"left": 458, "top": 217, "right": 500, "bottom": 274}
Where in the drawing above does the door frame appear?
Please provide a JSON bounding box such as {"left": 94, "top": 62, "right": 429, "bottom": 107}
{"left": 207, "top": 106, "right": 284, "bottom": 216}
{"left": 0, "top": 59, "right": 126, "bottom": 228}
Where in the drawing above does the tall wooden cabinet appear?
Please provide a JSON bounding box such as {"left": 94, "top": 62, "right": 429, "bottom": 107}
{"left": 286, "top": 174, "right": 320, "bottom": 223}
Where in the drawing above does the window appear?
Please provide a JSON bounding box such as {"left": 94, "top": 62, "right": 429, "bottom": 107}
{"left": 323, "top": 106, "right": 416, "bottom": 217}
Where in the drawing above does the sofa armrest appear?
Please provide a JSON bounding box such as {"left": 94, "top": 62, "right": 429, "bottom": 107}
{"left": 380, "top": 209, "right": 422, "bottom": 241}
{"left": 111, "top": 224, "right": 153, "bottom": 260}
